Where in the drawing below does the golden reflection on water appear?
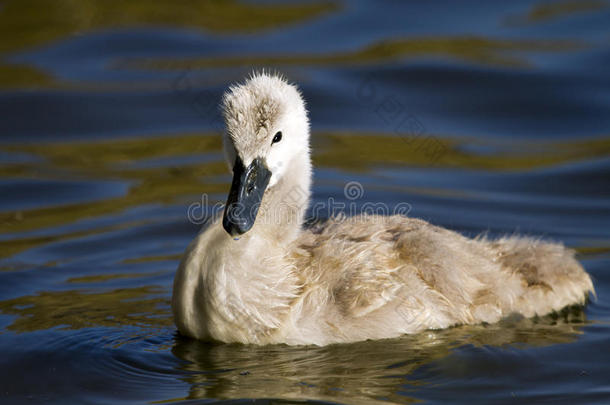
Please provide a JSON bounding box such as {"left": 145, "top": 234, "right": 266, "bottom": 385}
{"left": 507, "top": 0, "right": 608, "bottom": 25}
{"left": 66, "top": 271, "right": 167, "bottom": 283}
{"left": 0, "top": 218, "right": 152, "bottom": 261}
{"left": 168, "top": 307, "right": 587, "bottom": 404}
{"left": 0, "top": 133, "right": 226, "bottom": 237}
{"left": 121, "top": 253, "right": 183, "bottom": 264}
{"left": 313, "top": 133, "right": 610, "bottom": 171}
{"left": 0, "top": 0, "right": 338, "bottom": 54}
{"left": 0, "top": 63, "right": 53, "bottom": 89}
{"left": 128, "top": 36, "right": 583, "bottom": 71}
{"left": 0, "top": 285, "right": 172, "bottom": 332}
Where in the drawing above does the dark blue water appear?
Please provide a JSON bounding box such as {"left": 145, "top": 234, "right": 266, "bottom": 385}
{"left": 1, "top": 1, "right": 609, "bottom": 403}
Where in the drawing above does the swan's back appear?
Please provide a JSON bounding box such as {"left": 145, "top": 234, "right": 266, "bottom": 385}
{"left": 288, "top": 215, "right": 593, "bottom": 344}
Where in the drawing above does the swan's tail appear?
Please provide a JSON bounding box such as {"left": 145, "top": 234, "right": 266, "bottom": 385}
{"left": 491, "top": 237, "right": 594, "bottom": 318}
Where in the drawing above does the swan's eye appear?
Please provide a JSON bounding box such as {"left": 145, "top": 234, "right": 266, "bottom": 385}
{"left": 272, "top": 131, "right": 282, "bottom": 144}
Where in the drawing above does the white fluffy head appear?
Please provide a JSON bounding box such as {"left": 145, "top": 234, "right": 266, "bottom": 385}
{"left": 221, "top": 72, "right": 310, "bottom": 188}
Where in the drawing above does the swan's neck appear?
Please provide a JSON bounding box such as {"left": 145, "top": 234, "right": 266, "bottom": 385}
{"left": 254, "top": 151, "right": 312, "bottom": 243}
{"left": 197, "top": 152, "right": 311, "bottom": 341}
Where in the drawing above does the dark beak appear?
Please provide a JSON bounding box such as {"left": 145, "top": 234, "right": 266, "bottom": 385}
{"left": 222, "top": 156, "right": 271, "bottom": 236}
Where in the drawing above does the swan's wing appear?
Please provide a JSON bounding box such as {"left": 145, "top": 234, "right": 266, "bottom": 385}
{"left": 294, "top": 215, "right": 427, "bottom": 318}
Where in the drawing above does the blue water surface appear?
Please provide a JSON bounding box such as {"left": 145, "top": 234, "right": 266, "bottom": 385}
{"left": 1, "top": 1, "right": 609, "bottom": 403}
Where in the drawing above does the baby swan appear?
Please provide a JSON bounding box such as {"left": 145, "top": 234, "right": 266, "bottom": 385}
{"left": 172, "top": 73, "right": 594, "bottom": 346}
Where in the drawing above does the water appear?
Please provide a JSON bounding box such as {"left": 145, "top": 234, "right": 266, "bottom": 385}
{"left": 1, "top": 1, "right": 610, "bottom": 403}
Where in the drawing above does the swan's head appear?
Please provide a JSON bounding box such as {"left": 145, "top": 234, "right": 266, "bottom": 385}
{"left": 220, "top": 72, "right": 310, "bottom": 236}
